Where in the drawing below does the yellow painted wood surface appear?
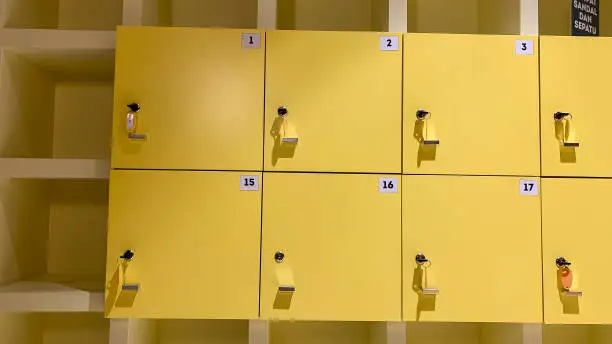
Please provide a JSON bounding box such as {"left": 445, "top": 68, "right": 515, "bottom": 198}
{"left": 540, "top": 36, "right": 612, "bottom": 177}
{"left": 106, "top": 170, "right": 261, "bottom": 319}
{"left": 112, "top": 27, "right": 264, "bottom": 171}
{"left": 403, "top": 34, "right": 540, "bottom": 176}
{"left": 264, "top": 30, "right": 402, "bottom": 173}
{"left": 260, "top": 173, "right": 401, "bottom": 321}
{"left": 403, "top": 175, "right": 542, "bottom": 323}
{"left": 542, "top": 179, "right": 612, "bottom": 324}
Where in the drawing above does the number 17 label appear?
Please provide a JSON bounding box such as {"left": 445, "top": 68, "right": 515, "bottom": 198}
{"left": 519, "top": 180, "right": 538, "bottom": 196}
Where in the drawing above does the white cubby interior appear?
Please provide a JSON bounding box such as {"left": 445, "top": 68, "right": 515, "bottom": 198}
{"left": 2, "top": 0, "right": 123, "bottom": 30}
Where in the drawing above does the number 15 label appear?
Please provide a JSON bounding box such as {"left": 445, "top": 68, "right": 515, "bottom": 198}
{"left": 379, "top": 178, "right": 398, "bottom": 193}
{"left": 519, "top": 180, "right": 538, "bottom": 196}
{"left": 240, "top": 175, "right": 259, "bottom": 191}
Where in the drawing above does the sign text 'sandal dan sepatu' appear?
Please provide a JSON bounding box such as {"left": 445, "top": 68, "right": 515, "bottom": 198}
{"left": 572, "top": 0, "right": 599, "bottom": 36}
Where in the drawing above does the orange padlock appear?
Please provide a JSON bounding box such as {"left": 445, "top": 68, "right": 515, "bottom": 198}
{"left": 559, "top": 267, "right": 573, "bottom": 290}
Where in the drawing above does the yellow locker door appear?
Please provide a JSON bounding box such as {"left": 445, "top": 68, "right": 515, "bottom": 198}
{"left": 112, "top": 27, "right": 264, "bottom": 171}
{"left": 105, "top": 170, "right": 261, "bottom": 319}
{"left": 403, "top": 34, "right": 540, "bottom": 176}
{"left": 542, "top": 178, "right": 612, "bottom": 324}
{"left": 541, "top": 37, "right": 612, "bottom": 177}
{"left": 403, "top": 175, "right": 542, "bottom": 323}
{"left": 264, "top": 31, "right": 402, "bottom": 173}
{"left": 260, "top": 173, "right": 401, "bottom": 321}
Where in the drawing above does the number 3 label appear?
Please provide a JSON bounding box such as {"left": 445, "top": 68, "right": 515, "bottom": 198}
{"left": 519, "top": 180, "right": 538, "bottom": 196}
{"left": 515, "top": 40, "right": 534, "bottom": 55}
{"left": 240, "top": 175, "right": 259, "bottom": 191}
{"left": 379, "top": 178, "right": 398, "bottom": 193}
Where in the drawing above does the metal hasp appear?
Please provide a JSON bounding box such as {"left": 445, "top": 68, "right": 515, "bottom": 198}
{"left": 278, "top": 106, "right": 298, "bottom": 143}
{"left": 120, "top": 250, "right": 140, "bottom": 292}
{"left": 416, "top": 110, "right": 440, "bottom": 145}
{"left": 127, "top": 102, "right": 147, "bottom": 140}
{"left": 274, "top": 251, "right": 295, "bottom": 292}
{"left": 554, "top": 112, "right": 579, "bottom": 147}
{"left": 556, "top": 256, "right": 582, "bottom": 297}
{"left": 415, "top": 253, "right": 439, "bottom": 295}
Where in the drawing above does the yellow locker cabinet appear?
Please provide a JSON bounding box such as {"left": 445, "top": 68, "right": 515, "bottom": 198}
{"left": 541, "top": 36, "right": 612, "bottom": 177}
{"left": 260, "top": 173, "right": 401, "bottom": 321}
{"left": 106, "top": 170, "right": 261, "bottom": 319}
{"left": 112, "top": 26, "right": 265, "bottom": 171}
{"left": 542, "top": 178, "right": 612, "bottom": 324}
{"left": 403, "top": 175, "right": 542, "bottom": 323}
{"left": 403, "top": 34, "right": 540, "bottom": 176}
{"left": 264, "top": 31, "right": 402, "bottom": 174}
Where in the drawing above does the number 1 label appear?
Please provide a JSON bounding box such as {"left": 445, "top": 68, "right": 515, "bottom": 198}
{"left": 240, "top": 175, "right": 259, "bottom": 191}
{"left": 242, "top": 33, "right": 261, "bottom": 49}
{"left": 519, "top": 180, "right": 538, "bottom": 196}
{"left": 379, "top": 178, "right": 398, "bottom": 193}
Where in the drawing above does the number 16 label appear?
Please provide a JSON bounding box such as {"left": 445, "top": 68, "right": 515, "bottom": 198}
{"left": 379, "top": 178, "right": 398, "bottom": 193}
{"left": 519, "top": 180, "right": 538, "bottom": 196}
{"left": 240, "top": 175, "right": 259, "bottom": 191}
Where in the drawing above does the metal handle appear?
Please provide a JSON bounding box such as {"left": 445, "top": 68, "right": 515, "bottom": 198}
{"left": 554, "top": 112, "right": 572, "bottom": 120}
{"left": 416, "top": 110, "right": 430, "bottom": 120}
{"left": 127, "top": 103, "right": 147, "bottom": 140}
{"left": 278, "top": 106, "right": 288, "bottom": 117}
{"left": 275, "top": 251, "right": 285, "bottom": 263}
{"left": 415, "top": 253, "right": 429, "bottom": 265}
{"left": 556, "top": 257, "right": 571, "bottom": 268}
{"left": 120, "top": 250, "right": 135, "bottom": 261}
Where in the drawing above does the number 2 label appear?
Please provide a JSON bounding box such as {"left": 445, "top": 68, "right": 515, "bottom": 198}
{"left": 240, "top": 175, "right": 259, "bottom": 191}
{"left": 519, "top": 180, "right": 538, "bottom": 196}
{"left": 380, "top": 36, "right": 399, "bottom": 51}
{"left": 379, "top": 178, "right": 398, "bottom": 193}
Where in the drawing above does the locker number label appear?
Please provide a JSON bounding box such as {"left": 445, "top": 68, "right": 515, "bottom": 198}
{"left": 515, "top": 40, "right": 534, "bottom": 55}
{"left": 242, "top": 33, "right": 261, "bottom": 49}
{"left": 519, "top": 180, "right": 538, "bottom": 196}
{"left": 380, "top": 36, "right": 399, "bottom": 51}
{"left": 240, "top": 175, "right": 259, "bottom": 191}
{"left": 379, "top": 178, "right": 398, "bottom": 193}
